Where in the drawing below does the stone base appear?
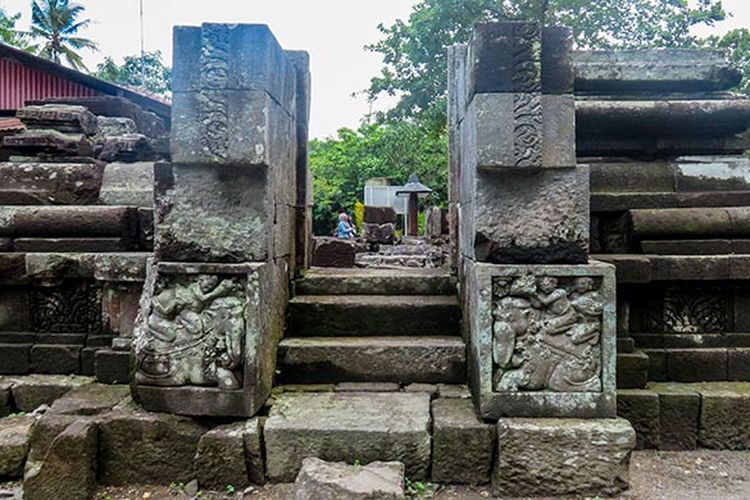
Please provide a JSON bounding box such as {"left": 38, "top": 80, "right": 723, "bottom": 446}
{"left": 492, "top": 418, "right": 635, "bottom": 497}
{"left": 465, "top": 260, "right": 617, "bottom": 419}
{"left": 132, "top": 260, "right": 286, "bottom": 417}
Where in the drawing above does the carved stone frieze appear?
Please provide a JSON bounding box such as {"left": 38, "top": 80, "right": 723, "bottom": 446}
{"left": 135, "top": 273, "right": 246, "bottom": 390}
{"left": 644, "top": 287, "right": 729, "bottom": 334}
{"left": 30, "top": 280, "right": 102, "bottom": 334}
{"left": 491, "top": 274, "right": 603, "bottom": 392}
{"left": 512, "top": 93, "right": 543, "bottom": 167}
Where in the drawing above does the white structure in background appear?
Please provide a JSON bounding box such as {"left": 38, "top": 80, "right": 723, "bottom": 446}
{"left": 364, "top": 178, "right": 408, "bottom": 214}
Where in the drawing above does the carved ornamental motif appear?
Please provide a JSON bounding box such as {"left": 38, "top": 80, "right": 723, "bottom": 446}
{"left": 491, "top": 274, "right": 603, "bottom": 393}
{"left": 199, "top": 24, "right": 230, "bottom": 159}
{"left": 135, "top": 274, "right": 246, "bottom": 390}
{"left": 513, "top": 93, "right": 542, "bottom": 167}
{"left": 646, "top": 288, "right": 728, "bottom": 334}
{"left": 30, "top": 281, "right": 102, "bottom": 334}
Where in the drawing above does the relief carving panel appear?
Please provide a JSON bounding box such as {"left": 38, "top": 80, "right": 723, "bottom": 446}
{"left": 492, "top": 274, "right": 603, "bottom": 393}
{"left": 135, "top": 274, "right": 246, "bottom": 390}
{"left": 30, "top": 281, "right": 102, "bottom": 334}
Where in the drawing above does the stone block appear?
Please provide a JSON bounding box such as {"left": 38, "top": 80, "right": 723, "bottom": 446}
{"left": 467, "top": 22, "right": 541, "bottom": 96}
{"left": 47, "top": 383, "right": 129, "bottom": 416}
{"left": 0, "top": 206, "right": 138, "bottom": 239}
{"left": 2, "top": 129, "right": 92, "bottom": 156}
{"left": 364, "top": 206, "right": 397, "bottom": 224}
{"left": 590, "top": 161, "right": 677, "bottom": 193}
{"left": 80, "top": 346, "right": 97, "bottom": 375}
{"left": 0, "top": 254, "right": 27, "bottom": 284}
{"left": 461, "top": 93, "right": 575, "bottom": 170}
{"left": 0, "top": 289, "right": 29, "bottom": 331}
{"left": 335, "top": 382, "right": 401, "bottom": 392}
{"left": 22, "top": 419, "right": 97, "bottom": 500}
{"left": 574, "top": 48, "right": 743, "bottom": 92}
{"left": 728, "top": 348, "right": 750, "bottom": 381}
{"left": 431, "top": 398, "right": 494, "bottom": 485}
{"left": 364, "top": 223, "right": 396, "bottom": 244}
{"left": 30, "top": 344, "right": 81, "bottom": 375}
{"left": 0, "top": 380, "right": 11, "bottom": 417}
{"left": 98, "top": 161, "right": 154, "bottom": 207}
{"left": 437, "top": 384, "right": 472, "bottom": 399}
{"left": 96, "top": 116, "right": 137, "bottom": 137}
{"left": 465, "top": 261, "right": 616, "bottom": 419}
{"left": 666, "top": 348, "right": 728, "bottom": 382}
{"left": 9, "top": 374, "right": 91, "bottom": 412}
{"left": 264, "top": 392, "right": 431, "bottom": 482}
{"left": 617, "top": 350, "right": 649, "bottom": 389}
{"left": 195, "top": 421, "right": 250, "bottom": 490}
{"left": 698, "top": 382, "right": 750, "bottom": 450}
{"left": 94, "top": 349, "right": 130, "bottom": 385}
{"left": 294, "top": 457, "right": 405, "bottom": 500}
{"left": 0, "top": 415, "right": 33, "bottom": 478}
{"left": 97, "top": 405, "right": 207, "bottom": 485}
{"left": 171, "top": 90, "right": 294, "bottom": 167}
{"left": 133, "top": 261, "right": 285, "bottom": 417}
{"left": 629, "top": 207, "right": 750, "bottom": 240}
{"left": 644, "top": 348, "right": 667, "bottom": 381}
{"left": 541, "top": 26, "right": 574, "bottom": 94}
{"left": 492, "top": 418, "right": 635, "bottom": 497}
{"left": 0, "top": 162, "right": 103, "bottom": 205}
{"left": 616, "top": 389, "right": 661, "bottom": 449}
{"left": 172, "top": 23, "right": 294, "bottom": 111}
{"left": 12, "top": 238, "right": 133, "bottom": 252}
{"left": 17, "top": 104, "right": 96, "bottom": 134}
{"left": 244, "top": 417, "right": 265, "bottom": 484}
{"left": 311, "top": 237, "right": 357, "bottom": 267}
{"left": 462, "top": 167, "right": 589, "bottom": 264}
{"left": 0, "top": 344, "right": 31, "bottom": 375}
{"left": 154, "top": 163, "right": 270, "bottom": 262}
{"left": 650, "top": 383, "right": 700, "bottom": 450}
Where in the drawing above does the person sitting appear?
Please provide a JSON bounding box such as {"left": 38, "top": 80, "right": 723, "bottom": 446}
{"left": 336, "top": 212, "right": 356, "bottom": 239}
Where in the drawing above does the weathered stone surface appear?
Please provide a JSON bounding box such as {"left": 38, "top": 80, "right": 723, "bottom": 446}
{"left": 697, "top": 382, "right": 750, "bottom": 450}
{"left": 728, "top": 348, "right": 750, "bottom": 380}
{"left": 492, "top": 418, "right": 635, "bottom": 497}
{"left": 617, "top": 389, "right": 661, "bottom": 449}
{"left": 650, "top": 383, "right": 700, "bottom": 450}
{"left": 617, "top": 350, "right": 649, "bottom": 389}
{"left": 437, "top": 384, "right": 472, "bottom": 399}
{"left": 96, "top": 132, "right": 154, "bottom": 162}
{"left": 629, "top": 207, "right": 750, "bottom": 240}
{"left": 2, "top": 129, "right": 93, "bottom": 156}
{"left": 461, "top": 93, "right": 576, "bottom": 170}
{"left": 667, "top": 348, "right": 728, "bottom": 382}
{"left": 0, "top": 416, "right": 33, "bottom": 478}
{"left": 99, "top": 161, "right": 154, "bottom": 207}
{"left": 0, "top": 381, "right": 11, "bottom": 417}
{"left": 9, "top": 375, "right": 91, "bottom": 412}
{"left": 244, "top": 417, "right": 265, "bottom": 484}
{"left": 0, "top": 206, "right": 138, "bottom": 239}
{"left": 195, "top": 421, "right": 250, "bottom": 490}
{"left": 30, "top": 344, "right": 81, "bottom": 375}
{"left": 364, "top": 206, "right": 397, "bottom": 224}
{"left": 574, "top": 49, "right": 743, "bottom": 92}
{"left": 11, "top": 237, "right": 132, "bottom": 252}
{"left": 432, "top": 398, "right": 494, "bottom": 485}
{"left": 294, "top": 457, "right": 405, "bottom": 500}
{"left": 311, "top": 237, "right": 358, "bottom": 268}
{"left": 17, "top": 104, "right": 96, "bottom": 134}
{"left": 465, "top": 261, "right": 617, "bottom": 419}
{"left": 154, "top": 163, "right": 270, "bottom": 262}
{"left": 264, "top": 392, "right": 431, "bottom": 482}
{"left": 462, "top": 167, "right": 589, "bottom": 264}
{"left": 23, "top": 419, "right": 97, "bottom": 500}
{"left": 278, "top": 336, "right": 466, "bottom": 384}
{"left": 364, "top": 223, "right": 396, "bottom": 244}
{"left": 541, "top": 26, "right": 574, "bottom": 94}
{"left": 94, "top": 349, "right": 130, "bottom": 385}
{"left": 96, "top": 116, "right": 137, "bottom": 137}
{"left": 289, "top": 295, "right": 460, "bottom": 336}
{"left": 0, "top": 345, "right": 31, "bottom": 375}
{"left": 335, "top": 382, "right": 400, "bottom": 392}
{"left": 47, "top": 383, "right": 129, "bottom": 416}
{"left": 0, "top": 162, "right": 103, "bottom": 205}
{"left": 97, "top": 404, "right": 207, "bottom": 485}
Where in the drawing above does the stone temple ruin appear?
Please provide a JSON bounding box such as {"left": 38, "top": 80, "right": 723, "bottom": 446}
{"left": 0, "top": 19, "right": 749, "bottom": 499}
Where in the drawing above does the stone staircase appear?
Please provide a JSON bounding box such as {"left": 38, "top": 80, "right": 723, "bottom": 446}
{"left": 278, "top": 268, "right": 464, "bottom": 385}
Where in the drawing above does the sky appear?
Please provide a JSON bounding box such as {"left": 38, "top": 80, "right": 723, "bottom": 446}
{"left": 3, "top": 0, "right": 749, "bottom": 139}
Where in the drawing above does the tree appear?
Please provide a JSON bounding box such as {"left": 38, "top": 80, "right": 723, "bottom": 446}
{"left": 366, "top": 0, "right": 727, "bottom": 125}
{"left": 706, "top": 28, "right": 750, "bottom": 95}
{"left": 309, "top": 121, "right": 447, "bottom": 234}
{"left": 0, "top": 7, "right": 29, "bottom": 48}
{"left": 24, "top": 0, "right": 97, "bottom": 70}
{"left": 95, "top": 51, "right": 172, "bottom": 96}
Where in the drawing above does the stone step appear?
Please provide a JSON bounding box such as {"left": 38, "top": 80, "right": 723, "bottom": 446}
{"left": 278, "top": 336, "right": 466, "bottom": 384}
{"left": 288, "top": 295, "right": 460, "bottom": 336}
{"left": 355, "top": 253, "right": 440, "bottom": 269}
{"left": 264, "top": 391, "right": 432, "bottom": 482}
{"left": 296, "top": 268, "right": 456, "bottom": 295}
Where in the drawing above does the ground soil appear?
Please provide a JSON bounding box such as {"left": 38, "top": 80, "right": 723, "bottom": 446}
{"left": 3, "top": 450, "right": 750, "bottom": 499}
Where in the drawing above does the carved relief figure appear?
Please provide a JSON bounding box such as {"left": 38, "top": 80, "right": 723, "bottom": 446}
{"left": 136, "top": 274, "right": 246, "bottom": 390}
{"left": 492, "top": 273, "right": 603, "bottom": 393}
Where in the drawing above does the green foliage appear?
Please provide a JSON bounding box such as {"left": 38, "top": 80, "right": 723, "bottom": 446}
{"left": 22, "top": 0, "right": 98, "bottom": 70}
{"left": 405, "top": 478, "right": 435, "bottom": 498}
{"left": 225, "top": 484, "right": 236, "bottom": 494}
{"left": 705, "top": 28, "right": 750, "bottom": 95}
{"left": 366, "top": 0, "right": 727, "bottom": 124}
{"left": 95, "top": 51, "right": 172, "bottom": 96}
{"left": 354, "top": 200, "right": 365, "bottom": 234}
{"left": 0, "top": 7, "right": 29, "bottom": 48}
{"left": 309, "top": 121, "right": 447, "bottom": 235}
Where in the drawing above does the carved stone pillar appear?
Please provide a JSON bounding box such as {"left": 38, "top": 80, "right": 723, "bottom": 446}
{"left": 453, "top": 22, "right": 617, "bottom": 419}
{"left": 132, "top": 24, "right": 308, "bottom": 417}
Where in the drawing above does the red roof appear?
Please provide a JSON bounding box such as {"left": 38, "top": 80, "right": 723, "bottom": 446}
{"left": 0, "top": 117, "right": 25, "bottom": 133}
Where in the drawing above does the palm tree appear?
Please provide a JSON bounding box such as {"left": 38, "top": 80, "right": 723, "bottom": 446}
{"left": 25, "top": 0, "right": 97, "bottom": 70}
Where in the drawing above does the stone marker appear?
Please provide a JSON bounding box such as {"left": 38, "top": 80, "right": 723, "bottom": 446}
{"left": 492, "top": 418, "right": 635, "bottom": 497}
{"left": 294, "top": 457, "right": 405, "bottom": 500}
{"left": 311, "top": 237, "right": 358, "bottom": 267}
